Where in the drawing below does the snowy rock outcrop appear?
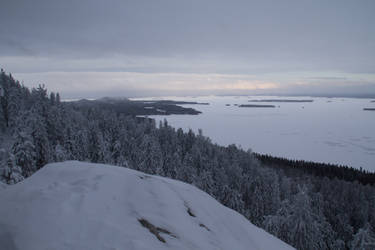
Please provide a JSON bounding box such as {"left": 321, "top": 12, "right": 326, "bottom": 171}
{"left": 0, "top": 161, "right": 294, "bottom": 250}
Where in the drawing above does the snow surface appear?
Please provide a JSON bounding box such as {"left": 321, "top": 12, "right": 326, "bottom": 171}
{"left": 0, "top": 161, "right": 294, "bottom": 250}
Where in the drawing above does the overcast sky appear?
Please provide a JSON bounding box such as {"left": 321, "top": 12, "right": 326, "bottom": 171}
{"left": 1, "top": 0, "right": 374, "bottom": 98}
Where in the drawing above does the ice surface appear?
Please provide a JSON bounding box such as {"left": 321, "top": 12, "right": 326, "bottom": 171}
{"left": 0, "top": 161, "right": 294, "bottom": 250}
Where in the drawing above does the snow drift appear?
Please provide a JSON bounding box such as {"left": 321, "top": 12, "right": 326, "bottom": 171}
{"left": 0, "top": 161, "right": 294, "bottom": 250}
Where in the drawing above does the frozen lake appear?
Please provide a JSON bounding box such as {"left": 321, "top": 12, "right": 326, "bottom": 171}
{"left": 134, "top": 96, "right": 375, "bottom": 172}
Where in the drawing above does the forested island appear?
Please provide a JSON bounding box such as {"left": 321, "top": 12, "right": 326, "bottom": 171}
{"left": 239, "top": 104, "right": 276, "bottom": 108}
{"left": 363, "top": 108, "right": 375, "bottom": 111}
{"left": 1, "top": 70, "right": 374, "bottom": 250}
{"left": 69, "top": 97, "right": 204, "bottom": 115}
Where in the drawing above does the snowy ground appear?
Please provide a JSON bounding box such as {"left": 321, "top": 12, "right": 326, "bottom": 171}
{"left": 0, "top": 161, "right": 294, "bottom": 250}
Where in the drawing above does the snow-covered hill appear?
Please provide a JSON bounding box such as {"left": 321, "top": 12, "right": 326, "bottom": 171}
{"left": 0, "top": 161, "right": 294, "bottom": 250}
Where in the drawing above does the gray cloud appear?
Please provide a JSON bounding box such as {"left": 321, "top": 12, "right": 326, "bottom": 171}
{"left": 304, "top": 77, "right": 349, "bottom": 81}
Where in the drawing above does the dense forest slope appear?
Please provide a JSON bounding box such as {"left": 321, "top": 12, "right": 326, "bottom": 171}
{"left": 1, "top": 70, "right": 375, "bottom": 249}
{"left": 0, "top": 161, "right": 294, "bottom": 250}
{"left": 255, "top": 154, "right": 375, "bottom": 186}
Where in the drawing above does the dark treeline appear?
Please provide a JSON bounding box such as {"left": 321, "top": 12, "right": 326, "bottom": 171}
{"left": 0, "top": 70, "right": 374, "bottom": 250}
{"left": 69, "top": 97, "right": 202, "bottom": 116}
{"left": 255, "top": 153, "right": 375, "bottom": 186}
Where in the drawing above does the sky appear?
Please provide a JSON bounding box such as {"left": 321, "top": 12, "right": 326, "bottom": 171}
{"left": 1, "top": 0, "right": 375, "bottom": 99}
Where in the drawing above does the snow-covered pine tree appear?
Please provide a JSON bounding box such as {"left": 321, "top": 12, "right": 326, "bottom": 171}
{"left": 12, "top": 130, "right": 36, "bottom": 177}
{"left": 350, "top": 223, "right": 375, "bottom": 250}
{"left": 264, "top": 186, "right": 331, "bottom": 250}
{"left": 54, "top": 143, "right": 68, "bottom": 162}
{"left": 1, "top": 153, "right": 24, "bottom": 184}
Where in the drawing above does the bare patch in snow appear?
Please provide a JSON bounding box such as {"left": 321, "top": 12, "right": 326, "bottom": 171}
{"left": 138, "top": 218, "right": 177, "bottom": 243}
{"left": 199, "top": 223, "right": 210, "bottom": 231}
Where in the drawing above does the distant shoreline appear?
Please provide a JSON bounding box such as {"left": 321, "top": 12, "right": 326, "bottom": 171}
{"left": 239, "top": 104, "right": 275, "bottom": 108}
{"left": 248, "top": 99, "right": 313, "bottom": 103}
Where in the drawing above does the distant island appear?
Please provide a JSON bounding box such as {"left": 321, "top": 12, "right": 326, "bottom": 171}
{"left": 239, "top": 104, "right": 275, "bottom": 108}
{"left": 249, "top": 99, "right": 313, "bottom": 103}
{"left": 138, "top": 100, "right": 209, "bottom": 106}
{"left": 69, "top": 97, "right": 204, "bottom": 115}
{"left": 363, "top": 108, "right": 375, "bottom": 111}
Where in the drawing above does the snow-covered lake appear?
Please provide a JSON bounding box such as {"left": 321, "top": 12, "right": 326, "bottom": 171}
{"left": 134, "top": 96, "right": 375, "bottom": 172}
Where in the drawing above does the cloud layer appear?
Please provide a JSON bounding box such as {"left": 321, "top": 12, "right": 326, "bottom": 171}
{"left": 1, "top": 0, "right": 375, "bottom": 98}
